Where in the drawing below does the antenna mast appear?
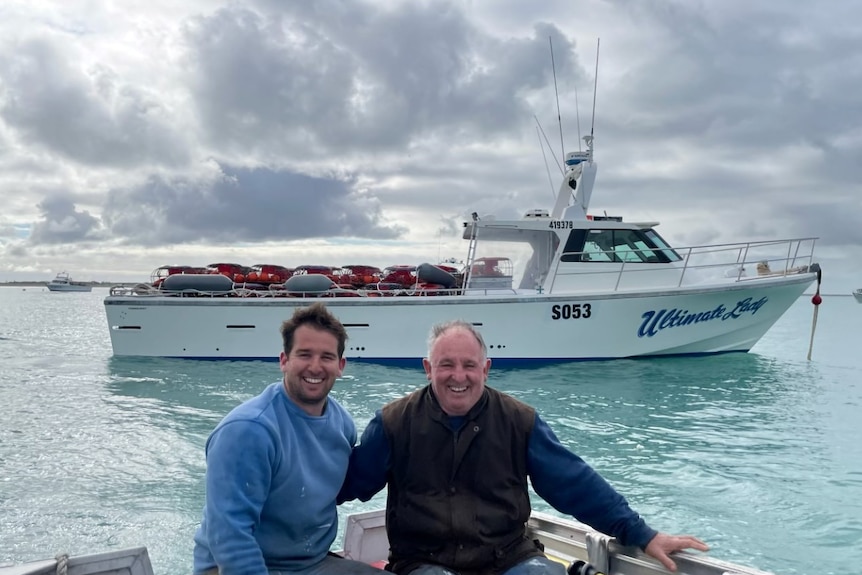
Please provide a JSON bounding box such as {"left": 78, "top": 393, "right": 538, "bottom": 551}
{"left": 575, "top": 86, "right": 582, "bottom": 151}
{"left": 534, "top": 115, "right": 563, "bottom": 174}
{"left": 549, "top": 36, "right": 565, "bottom": 163}
{"left": 537, "top": 127, "right": 556, "bottom": 199}
{"left": 588, "top": 38, "right": 600, "bottom": 155}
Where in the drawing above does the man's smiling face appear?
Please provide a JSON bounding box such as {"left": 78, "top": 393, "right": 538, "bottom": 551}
{"left": 280, "top": 324, "right": 346, "bottom": 416}
{"left": 423, "top": 327, "right": 490, "bottom": 416}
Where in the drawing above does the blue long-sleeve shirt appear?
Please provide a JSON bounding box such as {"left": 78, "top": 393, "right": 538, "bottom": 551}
{"left": 339, "top": 409, "right": 657, "bottom": 549}
{"left": 194, "top": 382, "right": 357, "bottom": 575}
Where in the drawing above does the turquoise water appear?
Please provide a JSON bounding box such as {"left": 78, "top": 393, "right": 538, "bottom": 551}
{"left": 1, "top": 286, "right": 860, "bottom": 575}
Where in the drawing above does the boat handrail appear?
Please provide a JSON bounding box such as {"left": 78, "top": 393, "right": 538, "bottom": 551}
{"left": 663, "top": 236, "right": 819, "bottom": 252}
{"left": 106, "top": 282, "right": 546, "bottom": 299}
{"left": 339, "top": 509, "right": 773, "bottom": 575}
{"left": 107, "top": 284, "right": 466, "bottom": 299}
{"left": 107, "top": 237, "right": 817, "bottom": 299}
{"left": 548, "top": 236, "right": 817, "bottom": 293}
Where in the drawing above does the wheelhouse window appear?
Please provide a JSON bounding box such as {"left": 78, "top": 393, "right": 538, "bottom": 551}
{"left": 561, "top": 228, "right": 681, "bottom": 263}
{"left": 643, "top": 229, "right": 682, "bottom": 262}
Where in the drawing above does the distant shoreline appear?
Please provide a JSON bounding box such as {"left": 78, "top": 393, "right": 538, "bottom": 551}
{"left": 0, "top": 281, "right": 132, "bottom": 287}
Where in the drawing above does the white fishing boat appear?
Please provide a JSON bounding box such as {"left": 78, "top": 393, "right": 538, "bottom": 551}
{"left": 853, "top": 288, "right": 862, "bottom": 303}
{"left": 0, "top": 510, "right": 773, "bottom": 575}
{"left": 103, "top": 137, "right": 820, "bottom": 365}
{"left": 46, "top": 272, "right": 93, "bottom": 293}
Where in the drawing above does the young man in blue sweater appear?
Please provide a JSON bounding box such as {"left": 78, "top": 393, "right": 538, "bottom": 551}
{"left": 340, "top": 320, "right": 709, "bottom": 575}
{"left": 194, "top": 303, "right": 379, "bottom": 575}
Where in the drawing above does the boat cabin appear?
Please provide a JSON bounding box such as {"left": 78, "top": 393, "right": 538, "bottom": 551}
{"left": 462, "top": 215, "right": 683, "bottom": 294}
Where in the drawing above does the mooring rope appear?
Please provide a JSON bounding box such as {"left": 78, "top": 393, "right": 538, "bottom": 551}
{"left": 54, "top": 553, "right": 69, "bottom": 575}
{"left": 807, "top": 266, "right": 823, "bottom": 361}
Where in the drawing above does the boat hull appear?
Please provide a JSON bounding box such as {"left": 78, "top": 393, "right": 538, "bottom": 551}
{"left": 104, "top": 274, "right": 813, "bottom": 364}
{"left": 47, "top": 284, "right": 92, "bottom": 292}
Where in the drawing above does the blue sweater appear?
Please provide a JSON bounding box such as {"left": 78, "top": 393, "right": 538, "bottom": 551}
{"left": 340, "top": 408, "right": 657, "bottom": 549}
{"left": 194, "top": 382, "right": 357, "bottom": 575}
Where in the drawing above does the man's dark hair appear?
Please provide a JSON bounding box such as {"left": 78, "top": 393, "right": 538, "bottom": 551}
{"left": 280, "top": 303, "right": 348, "bottom": 358}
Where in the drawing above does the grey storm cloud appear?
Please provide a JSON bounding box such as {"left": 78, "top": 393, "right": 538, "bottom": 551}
{"left": 600, "top": 2, "right": 862, "bottom": 156}
{"left": 779, "top": 202, "right": 862, "bottom": 246}
{"left": 29, "top": 195, "right": 103, "bottom": 244}
{"left": 0, "top": 36, "right": 189, "bottom": 167}
{"left": 564, "top": 1, "right": 862, "bottom": 251}
{"left": 100, "top": 164, "right": 405, "bottom": 246}
{"left": 181, "top": 3, "right": 579, "bottom": 154}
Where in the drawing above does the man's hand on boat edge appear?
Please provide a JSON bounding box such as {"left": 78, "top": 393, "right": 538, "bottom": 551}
{"left": 645, "top": 532, "right": 710, "bottom": 572}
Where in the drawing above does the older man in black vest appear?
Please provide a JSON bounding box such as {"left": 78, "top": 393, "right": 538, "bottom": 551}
{"left": 339, "top": 320, "right": 707, "bottom": 575}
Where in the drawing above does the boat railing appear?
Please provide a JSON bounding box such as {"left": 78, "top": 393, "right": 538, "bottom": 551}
{"left": 107, "top": 236, "right": 817, "bottom": 299}
{"left": 107, "top": 282, "right": 535, "bottom": 299}
{"left": 107, "top": 283, "right": 474, "bottom": 299}
{"left": 339, "top": 509, "right": 773, "bottom": 575}
{"left": 549, "top": 236, "right": 818, "bottom": 293}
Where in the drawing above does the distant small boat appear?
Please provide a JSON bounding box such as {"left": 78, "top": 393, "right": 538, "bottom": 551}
{"left": 46, "top": 272, "right": 92, "bottom": 293}
{"left": 853, "top": 288, "right": 862, "bottom": 303}
{"left": 0, "top": 547, "right": 152, "bottom": 575}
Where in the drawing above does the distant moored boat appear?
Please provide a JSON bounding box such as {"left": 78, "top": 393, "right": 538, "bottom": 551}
{"left": 46, "top": 272, "right": 92, "bottom": 292}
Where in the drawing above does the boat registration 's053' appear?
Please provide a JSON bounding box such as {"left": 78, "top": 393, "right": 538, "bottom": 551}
{"left": 103, "top": 137, "right": 820, "bottom": 365}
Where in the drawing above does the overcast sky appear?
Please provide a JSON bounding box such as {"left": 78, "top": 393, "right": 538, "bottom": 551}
{"left": 1, "top": 0, "right": 859, "bottom": 292}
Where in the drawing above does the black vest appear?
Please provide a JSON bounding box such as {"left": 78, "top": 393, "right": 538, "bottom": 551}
{"left": 381, "top": 386, "right": 544, "bottom": 575}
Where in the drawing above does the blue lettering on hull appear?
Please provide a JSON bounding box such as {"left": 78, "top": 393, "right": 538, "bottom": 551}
{"left": 638, "top": 296, "right": 768, "bottom": 338}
